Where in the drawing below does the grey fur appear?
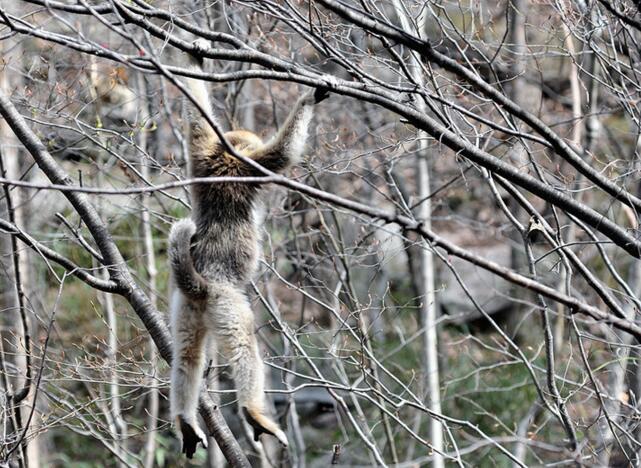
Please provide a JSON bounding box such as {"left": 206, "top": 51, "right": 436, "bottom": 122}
{"left": 169, "top": 45, "right": 325, "bottom": 457}
{"left": 168, "top": 219, "right": 207, "bottom": 300}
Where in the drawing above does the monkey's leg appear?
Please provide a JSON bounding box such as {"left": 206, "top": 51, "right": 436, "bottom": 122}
{"left": 169, "top": 290, "right": 209, "bottom": 458}
{"left": 207, "top": 284, "right": 289, "bottom": 447}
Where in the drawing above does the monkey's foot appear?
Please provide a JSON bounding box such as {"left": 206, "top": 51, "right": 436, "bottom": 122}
{"left": 178, "top": 416, "right": 208, "bottom": 459}
{"left": 243, "top": 407, "right": 289, "bottom": 447}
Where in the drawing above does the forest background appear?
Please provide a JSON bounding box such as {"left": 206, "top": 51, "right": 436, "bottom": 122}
{"left": 1, "top": 0, "right": 641, "bottom": 466}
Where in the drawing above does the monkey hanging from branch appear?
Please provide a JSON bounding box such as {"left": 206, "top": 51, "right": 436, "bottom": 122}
{"left": 168, "top": 39, "right": 329, "bottom": 458}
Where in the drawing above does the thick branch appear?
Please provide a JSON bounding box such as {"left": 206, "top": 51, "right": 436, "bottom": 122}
{"left": 0, "top": 217, "right": 119, "bottom": 293}
{"left": 0, "top": 91, "right": 251, "bottom": 467}
{"left": 595, "top": 0, "right": 641, "bottom": 32}
{"left": 0, "top": 114, "right": 637, "bottom": 339}
{"left": 315, "top": 0, "right": 641, "bottom": 215}
{"left": 3, "top": 9, "right": 638, "bottom": 257}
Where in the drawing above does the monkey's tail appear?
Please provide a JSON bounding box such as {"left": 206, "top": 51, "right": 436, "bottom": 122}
{"left": 168, "top": 219, "right": 208, "bottom": 300}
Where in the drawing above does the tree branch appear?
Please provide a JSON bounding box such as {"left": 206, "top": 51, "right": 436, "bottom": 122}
{"left": 314, "top": 0, "right": 641, "bottom": 215}
{"left": 0, "top": 91, "right": 251, "bottom": 467}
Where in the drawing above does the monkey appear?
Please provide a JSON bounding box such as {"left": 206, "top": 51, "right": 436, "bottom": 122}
{"left": 168, "top": 40, "right": 329, "bottom": 458}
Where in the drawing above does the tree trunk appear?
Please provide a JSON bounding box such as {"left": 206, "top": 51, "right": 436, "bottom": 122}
{"left": 391, "top": 2, "right": 444, "bottom": 466}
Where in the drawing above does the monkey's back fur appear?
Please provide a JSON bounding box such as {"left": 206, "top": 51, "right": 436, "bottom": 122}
{"left": 168, "top": 51, "right": 327, "bottom": 458}
{"left": 190, "top": 131, "right": 263, "bottom": 283}
{"left": 169, "top": 129, "right": 286, "bottom": 456}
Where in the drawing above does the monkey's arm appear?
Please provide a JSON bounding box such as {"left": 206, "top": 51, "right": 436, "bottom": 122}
{"left": 185, "top": 40, "right": 220, "bottom": 150}
{"left": 247, "top": 87, "right": 328, "bottom": 173}
{"left": 168, "top": 219, "right": 208, "bottom": 300}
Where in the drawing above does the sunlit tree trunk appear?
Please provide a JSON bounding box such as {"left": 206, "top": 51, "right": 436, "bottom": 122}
{"left": 0, "top": 34, "right": 39, "bottom": 468}
{"left": 392, "top": 2, "right": 444, "bottom": 466}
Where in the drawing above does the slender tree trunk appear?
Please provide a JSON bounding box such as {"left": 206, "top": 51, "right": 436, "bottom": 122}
{"left": 136, "top": 73, "right": 161, "bottom": 468}
{"left": 0, "top": 34, "right": 39, "bottom": 468}
{"left": 553, "top": 24, "right": 583, "bottom": 354}
{"left": 630, "top": 134, "right": 641, "bottom": 462}
{"left": 102, "top": 267, "right": 128, "bottom": 466}
{"left": 505, "top": 0, "right": 531, "bottom": 341}
{"left": 87, "top": 55, "right": 128, "bottom": 465}
{"left": 561, "top": 12, "right": 632, "bottom": 466}
{"left": 417, "top": 136, "right": 443, "bottom": 468}
{"left": 391, "top": 2, "right": 444, "bottom": 466}
{"left": 505, "top": 0, "right": 537, "bottom": 463}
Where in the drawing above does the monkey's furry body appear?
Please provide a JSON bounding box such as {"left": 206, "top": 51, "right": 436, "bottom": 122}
{"left": 168, "top": 47, "right": 326, "bottom": 458}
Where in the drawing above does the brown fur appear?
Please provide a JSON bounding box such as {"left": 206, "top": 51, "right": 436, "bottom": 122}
{"left": 170, "top": 42, "right": 329, "bottom": 457}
